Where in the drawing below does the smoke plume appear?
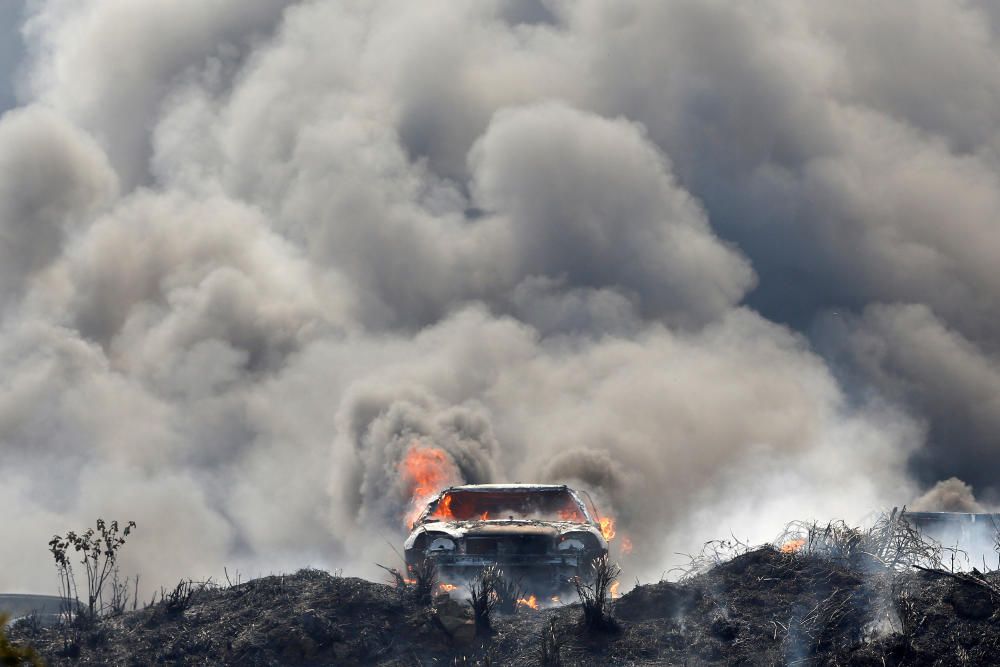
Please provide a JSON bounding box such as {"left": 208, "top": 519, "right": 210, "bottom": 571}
{"left": 911, "top": 478, "right": 985, "bottom": 514}
{"left": 2, "top": 0, "right": 998, "bottom": 593}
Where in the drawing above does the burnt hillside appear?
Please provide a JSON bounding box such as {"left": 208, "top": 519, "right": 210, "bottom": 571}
{"left": 7, "top": 548, "right": 1000, "bottom": 666}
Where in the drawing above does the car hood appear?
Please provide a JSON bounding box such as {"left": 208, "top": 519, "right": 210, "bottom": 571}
{"left": 405, "top": 519, "right": 606, "bottom": 548}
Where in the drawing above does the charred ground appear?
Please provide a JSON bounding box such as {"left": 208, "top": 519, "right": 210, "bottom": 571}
{"left": 8, "top": 546, "right": 1000, "bottom": 666}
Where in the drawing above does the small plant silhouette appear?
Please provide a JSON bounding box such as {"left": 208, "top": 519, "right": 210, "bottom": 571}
{"left": 49, "top": 518, "right": 136, "bottom": 621}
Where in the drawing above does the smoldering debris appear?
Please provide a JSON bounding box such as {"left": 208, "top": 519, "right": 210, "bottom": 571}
{"left": 11, "top": 538, "right": 1000, "bottom": 665}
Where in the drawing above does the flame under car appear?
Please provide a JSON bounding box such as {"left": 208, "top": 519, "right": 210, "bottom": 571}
{"left": 404, "top": 484, "right": 609, "bottom": 594}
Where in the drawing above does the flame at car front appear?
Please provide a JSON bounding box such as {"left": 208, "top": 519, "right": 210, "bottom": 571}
{"left": 598, "top": 516, "right": 616, "bottom": 541}
{"left": 400, "top": 442, "right": 462, "bottom": 528}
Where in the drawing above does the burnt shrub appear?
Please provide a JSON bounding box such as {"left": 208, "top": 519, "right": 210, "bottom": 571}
{"left": 492, "top": 570, "right": 523, "bottom": 616}
{"left": 410, "top": 557, "right": 438, "bottom": 605}
{"left": 467, "top": 565, "right": 502, "bottom": 636}
{"left": 574, "top": 555, "right": 621, "bottom": 633}
{"left": 164, "top": 580, "right": 196, "bottom": 617}
{"left": 377, "top": 557, "right": 438, "bottom": 606}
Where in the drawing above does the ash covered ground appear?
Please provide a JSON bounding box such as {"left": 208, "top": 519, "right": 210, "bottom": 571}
{"left": 9, "top": 543, "right": 1000, "bottom": 666}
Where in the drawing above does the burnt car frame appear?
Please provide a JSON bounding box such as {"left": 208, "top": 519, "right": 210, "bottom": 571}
{"left": 404, "top": 483, "right": 608, "bottom": 594}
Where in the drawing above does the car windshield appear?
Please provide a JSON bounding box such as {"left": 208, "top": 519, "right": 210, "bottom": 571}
{"left": 421, "top": 488, "right": 588, "bottom": 523}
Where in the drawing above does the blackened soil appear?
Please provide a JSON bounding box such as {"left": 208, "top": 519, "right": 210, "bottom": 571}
{"left": 10, "top": 549, "right": 1000, "bottom": 665}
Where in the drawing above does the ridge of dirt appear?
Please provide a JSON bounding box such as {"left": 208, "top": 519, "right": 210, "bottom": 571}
{"left": 9, "top": 548, "right": 1000, "bottom": 665}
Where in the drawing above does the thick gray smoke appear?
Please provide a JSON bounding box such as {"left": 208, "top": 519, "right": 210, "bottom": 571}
{"left": 2, "top": 0, "right": 998, "bottom": 594}
{"left": 0, "top": 2, "right": 23, "bottom": 113}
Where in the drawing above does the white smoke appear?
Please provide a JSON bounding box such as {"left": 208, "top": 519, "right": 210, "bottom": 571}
{"left": 1, "top": 0, "right": 997, "bottom": 594}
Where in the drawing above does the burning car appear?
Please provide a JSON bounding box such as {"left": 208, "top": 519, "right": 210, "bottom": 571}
{"left": 404, "top": 483, "right": 609, "bottom": 594}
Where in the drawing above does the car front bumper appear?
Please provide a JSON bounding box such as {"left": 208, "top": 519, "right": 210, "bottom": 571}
{"left": 406, "top": 550, "right": 606, "bottom": 592}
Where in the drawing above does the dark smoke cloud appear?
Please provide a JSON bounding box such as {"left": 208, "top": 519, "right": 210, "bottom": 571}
{"left": 469, "top": 103, "right": 755, "bottom": 328}
{"left": 0, "top": 0, "right": 996, "bottom": 593}
{"left": 336, "top": 387, "right": 499, "bottom": 526}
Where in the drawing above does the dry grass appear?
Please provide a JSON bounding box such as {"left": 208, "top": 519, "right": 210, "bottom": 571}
{"left": 775, "top": 508, "right": 950, "bottom": 571}
{"left": 537, "top": 617, "right": 563, "bottom": 666}
{"left": 672, "top": 534, "right": 757, "bottom": 580}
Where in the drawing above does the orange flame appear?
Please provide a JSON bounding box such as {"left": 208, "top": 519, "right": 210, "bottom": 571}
{"left": 517, "top": 595, "right": 539, "bottom": 610}
{"left": 429, "top": 494, "right": 456, "bottom": 522}
{"left": 780, "top": 538, "right": 806, "bottom": 554}
{"left": 480, "top": 511, "right": 489, "bottom": 521}
{"left": 400, "top": 443, "right": 461, "bottom": 528}
{"left": 599, "top": 517, "right": 616, "bottom": 541}
{"left": 620, "top": 536, "right": 633, "bottom": 555}
{"left": 558, "top": 507, "right": 584, "bottom": 522}
{"left": 439, "top": 583, "right": 458, "bottom": 593}
{"left": 610, "top": 581, "right": 620, "bottom": 598}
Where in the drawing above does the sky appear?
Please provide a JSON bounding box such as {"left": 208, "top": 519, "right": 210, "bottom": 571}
{"left": 2, "top": 0, "right": 999, "bottom": 595}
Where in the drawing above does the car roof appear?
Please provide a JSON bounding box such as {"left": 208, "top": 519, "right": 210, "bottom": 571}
{"left": 417, "top": 484, "right": 597, "bottom": 524}
{"left": 444, "top": 483, "right": 571, "bottom": 492}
